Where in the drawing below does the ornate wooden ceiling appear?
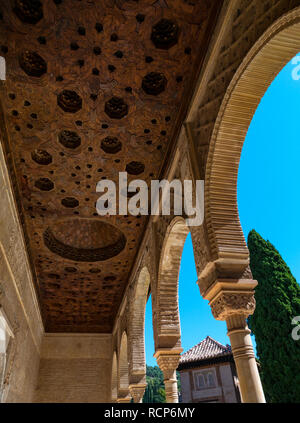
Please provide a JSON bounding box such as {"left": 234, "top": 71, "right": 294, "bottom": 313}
{"left": 0, "top": 0, "right": 221, "bottom": 333}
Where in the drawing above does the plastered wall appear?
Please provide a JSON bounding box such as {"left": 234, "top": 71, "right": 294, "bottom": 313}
{"left": 0, "top": 144, "right": 43, "bottom": 402}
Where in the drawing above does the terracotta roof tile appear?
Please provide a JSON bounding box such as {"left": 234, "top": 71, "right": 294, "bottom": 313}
{"left": 180, "top": 336, "right": 232, "bottom": 364}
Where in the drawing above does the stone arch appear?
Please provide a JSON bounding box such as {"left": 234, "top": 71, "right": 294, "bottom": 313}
{"left": 128, "top": 266, "right": 150, "bottom": 384}
{"left": 118, "top": 331, "right": 129, "bottom": 394}
{"left": 155, "top": 217, "right": 189, "bottom": 349}
{"left": 205, "top": 8, "right": 300, "bottom": 268}
{"left": 111, "top": 351, "right": 118, "bottom": 402}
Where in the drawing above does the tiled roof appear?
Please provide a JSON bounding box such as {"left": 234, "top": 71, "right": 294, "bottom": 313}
{"left": 180, "top": 336, "right": 232, "bottom": 364}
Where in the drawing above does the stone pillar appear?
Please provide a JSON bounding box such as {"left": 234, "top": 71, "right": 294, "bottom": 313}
{"left": 226, "top": 314, "right": 265, "bottom": 403}
{"left": 117, "top": 387, "right": 132, "bottom": 403}
{"left": 0, "top": 353, "right": 6, "bottom": 402}
{"left": 154, "top": 349, "right": 182, "bottom": 403}
{"left": 203, "top": 279, "right": 266, "bottom": 403}
{"left": 129, "top": 384, "right": 147, "bottom": 403}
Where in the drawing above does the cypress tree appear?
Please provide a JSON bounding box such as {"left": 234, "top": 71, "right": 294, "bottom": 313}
{"left": 143, "top": 366, "right": 166, "bottom": 403}
{"left": 247, "top": 230, "right": 300, "bottom": 403}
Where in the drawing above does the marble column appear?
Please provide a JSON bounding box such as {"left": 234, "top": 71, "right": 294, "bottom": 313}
{"left": 226, "top": 313, "right": 265, "bottom": 403}
{"left": 203, "top": 279, "right": 266, "bottom": 403}
{"left": 154, "top": 349, "right": 182, "bottom": 403}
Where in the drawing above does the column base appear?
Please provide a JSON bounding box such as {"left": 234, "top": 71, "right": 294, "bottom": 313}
{"left": 117, "top": 397, "right": 132, "bottom": 403}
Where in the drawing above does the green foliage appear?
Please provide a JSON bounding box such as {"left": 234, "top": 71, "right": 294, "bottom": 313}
{"left": 145, "top": 365, "right": 164, "bottom": 382}
{"left": 143, "top": 366, "right": 166, "bottom": 403}
{"left": 247, "top": 230, "right": 300, "bottom": 403}
{"left": 143, "top": 366, "right": 181, "bottom": 403}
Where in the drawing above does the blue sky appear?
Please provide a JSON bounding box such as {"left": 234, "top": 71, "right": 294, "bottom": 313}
{"left": 145, "top": 54, "right": 300, "bottom": 366}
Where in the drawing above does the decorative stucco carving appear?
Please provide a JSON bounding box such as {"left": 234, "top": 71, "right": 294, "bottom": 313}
{"left": 210, "top": 293, "right": 256, "bottom": 321}
{"left": 129, "top": 384, "right": 147, "bottom": 403}
{"left": 155, "top": 352, "right": 182, "bottom": 374}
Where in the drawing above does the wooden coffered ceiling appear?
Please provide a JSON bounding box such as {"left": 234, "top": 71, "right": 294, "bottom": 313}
{"left": 0, "top": 0, "right": 222, "bottom": 333}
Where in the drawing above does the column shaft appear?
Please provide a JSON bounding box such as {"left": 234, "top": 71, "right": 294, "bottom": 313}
{"left": 227, "top": 314, "right": 265, "bottom": 403}
{"left": 164, "top": 370, "right": 179, "bottom": 403}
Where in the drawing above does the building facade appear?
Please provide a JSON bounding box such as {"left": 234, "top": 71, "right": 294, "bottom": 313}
{"left": 178, "top": 337, "right": 241, "bottom": 403}
{"left": 0, "top": 0, "right": 299, "bottom": 403}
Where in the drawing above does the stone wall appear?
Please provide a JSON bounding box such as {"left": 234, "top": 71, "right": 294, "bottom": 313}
{"left": 179, "top": 363, "right": 240, "bottom": 403}
{"left": 34, "top": 334, "right": 112, "bottom": 403}
{"left": 0, "top": 143, "right": 43, "bottom": 402}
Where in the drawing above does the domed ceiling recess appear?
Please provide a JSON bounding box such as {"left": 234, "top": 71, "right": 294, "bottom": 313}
{"left": 0, "top": 0, "right": 222, "bottom": 333}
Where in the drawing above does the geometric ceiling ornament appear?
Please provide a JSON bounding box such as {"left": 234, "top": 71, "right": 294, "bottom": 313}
{"left": 151, "top": 19, "right": 179, "bottom": 49}
{"left": 31, "top": 149, "right": 52, "bottom": 165}
{"left": 89, "top": 268, "right": 101, "bottom": 274}
{"left": 58, "top": 130, "right": 81, "bottom": 149}
{"left": 43, "top": 219, "right": 127, "bottom": 262}
{"left": 64, "top": 267, "right": 77, "bottom": 273}
{"left": 125, "top": 161, "right": 145, "bottom": 175}
{"left": 57, "top": 90, "right": 82, "bottom": 113}
{"left": 104, "top": 97, "right": 128, "bottom": 119}
{"left": 13, "top": 0, "right": 43, "bottom": 24}
{"left": 0, "top": 0, "right": 222, "bottom": 332}
{"left": 34, "top": 177, "right": 54, "bottom": 191}
{"left": 61, "top": 197, "right": 79, "bottom": 208}
{"left": 101, "top": 137, "right": 122, "bottom": 154}
{"left": 19, "top": 51, "right": 47, "bottom": 77}
{"left": 142, "top": 72, "right": 167, "bottom": 95}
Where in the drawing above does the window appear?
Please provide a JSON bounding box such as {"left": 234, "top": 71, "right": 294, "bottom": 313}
{"left": 196, "top": 373, "right": 205, "bottom": 389}
{"left": 207, "top": 372, "right": 215, "bottom": 388}
{"left": 0, "top": 308, "right": 13, "bottom": 403}
{"left": 194, "top": 369, "right": 217, "bottom": 391}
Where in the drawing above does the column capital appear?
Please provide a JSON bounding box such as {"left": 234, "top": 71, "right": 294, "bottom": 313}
{"left": 198, "top": 258, "right": 252, "bottom": 295}
{"left": 202, "top": 279, "right": 257, "bottom": 321}
{"left": 154, "top": 348, "right": 183, "bottom": 372}
{"left": 117, "top": 389, "right": 132, "bottom": 403}
{"left": 154, "top": 349, "right": 182, "bottom": 403}
{"left": 129, "top": 384, "right": 147, "bottom": 403}
{"left": 117, "top": 387, "right": 131, "bottom": 403}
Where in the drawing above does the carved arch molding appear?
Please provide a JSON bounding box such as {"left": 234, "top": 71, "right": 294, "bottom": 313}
{"left": 204, "top": 8, "right": 300, "bottom": 283}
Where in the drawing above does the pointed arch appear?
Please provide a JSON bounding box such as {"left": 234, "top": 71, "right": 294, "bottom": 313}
{"left": 119, "top": 331, "right": 129, "bottom": 393}
{"left": 111, "top": 351, "right": 118, "bottom": 402}
{"left": 205, "top": 8, "right": 300, "bottom": 267}
{"left": 155, "top": 217, "right": 189, "bottom": 349}
{"left": 129, "top": 266, "right": 150, "bottom": 384}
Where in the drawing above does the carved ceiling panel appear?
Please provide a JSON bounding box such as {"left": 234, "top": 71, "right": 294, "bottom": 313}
{"left": 0, "top": 0, "right": 221, "bottom": 332}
